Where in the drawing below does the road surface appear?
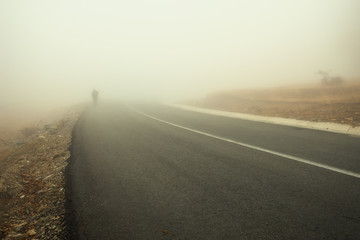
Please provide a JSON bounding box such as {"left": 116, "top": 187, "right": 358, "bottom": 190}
{"left": 66, "top": 102, "right": 360, "bottom": 239}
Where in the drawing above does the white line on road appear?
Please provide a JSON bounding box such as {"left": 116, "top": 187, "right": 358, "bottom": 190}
{"left": 128, "top": 106, "right": 360, "bottom": 179}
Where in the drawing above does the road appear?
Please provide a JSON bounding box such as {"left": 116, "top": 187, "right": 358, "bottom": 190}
{"left": 66, "top": 102, "right": 360, "bottom": 240}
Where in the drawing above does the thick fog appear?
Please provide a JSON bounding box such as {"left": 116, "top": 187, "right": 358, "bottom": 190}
{"left": 1, "top": 0, "right": 360, "bottom": 116}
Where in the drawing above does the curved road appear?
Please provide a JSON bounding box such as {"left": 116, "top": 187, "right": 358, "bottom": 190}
{"left": 66, "top": 102, "right": 360, "bottom": 239}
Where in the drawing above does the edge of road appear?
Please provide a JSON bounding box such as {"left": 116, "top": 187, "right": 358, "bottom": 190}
{"left": 165, "top": 103, "right": 360, "bottom": 136}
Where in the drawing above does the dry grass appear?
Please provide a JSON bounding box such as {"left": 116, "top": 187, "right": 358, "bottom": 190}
{"left": 20, "top": 127, "right": 39, "bottom": 138}
{"left": 186, "top": 80, "right": 360, "bottom": 126}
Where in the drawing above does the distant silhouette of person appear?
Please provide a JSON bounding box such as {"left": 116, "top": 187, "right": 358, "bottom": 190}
{"left": 92, "top": 89, "right": 99, "bottom": 105}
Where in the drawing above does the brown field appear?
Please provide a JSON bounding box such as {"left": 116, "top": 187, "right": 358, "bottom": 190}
{"left": 185, "top": 81, "right": 360, "bottom": 127}
{"left": 0, "top": 104, "right": 86, "bottom": 152}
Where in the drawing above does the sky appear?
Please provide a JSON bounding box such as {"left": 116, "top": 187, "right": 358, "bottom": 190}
{"left": 1, "top": 0, "right": 360, "bottom": 112}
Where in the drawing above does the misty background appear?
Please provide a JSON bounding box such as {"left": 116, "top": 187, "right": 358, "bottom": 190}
{"left": 1, "top": 0, "right": 360, "bottom": 124}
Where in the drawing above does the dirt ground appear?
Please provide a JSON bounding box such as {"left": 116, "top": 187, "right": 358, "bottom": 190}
{"left": 0, "top": 105, "right": 84, "bottom": 240}
{"left": 186, "top": 81, "right": 360, "bottom": 127}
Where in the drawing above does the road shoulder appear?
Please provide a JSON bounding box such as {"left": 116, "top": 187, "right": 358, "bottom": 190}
{"left": 167, "top": 103, "right": 360, "bottom": 136}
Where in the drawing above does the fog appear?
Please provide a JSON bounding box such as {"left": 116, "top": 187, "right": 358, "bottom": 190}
{"left": 1, "top": 0, "right": 360, "bottom": 117}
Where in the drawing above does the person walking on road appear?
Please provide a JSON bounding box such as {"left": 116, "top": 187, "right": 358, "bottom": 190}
{"left": 92, "top": 89, "right": 99, "bottom": 105}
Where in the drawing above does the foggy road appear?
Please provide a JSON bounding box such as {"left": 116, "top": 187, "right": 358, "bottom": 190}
{"left": 66, "top": 103, "right": 360, "bottom": 240}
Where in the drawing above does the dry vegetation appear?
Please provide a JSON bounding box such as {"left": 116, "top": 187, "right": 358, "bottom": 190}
{"left": 0, "top": 105, "right": 84, "bottom": 239}
{"left": 186, "top": 81, "right": 360, "bottom": 126}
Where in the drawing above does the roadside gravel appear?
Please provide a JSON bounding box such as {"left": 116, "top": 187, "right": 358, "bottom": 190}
{"left": 0, "top": 105, "right": 84, "bottom": 240}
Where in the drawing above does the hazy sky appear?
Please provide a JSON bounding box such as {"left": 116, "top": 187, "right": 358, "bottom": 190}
{"left": 1, "top": 0, "right": 360, "bottom": 111}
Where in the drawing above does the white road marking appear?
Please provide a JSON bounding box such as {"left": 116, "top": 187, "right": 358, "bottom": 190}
{"left": 128, "top": 106, "right": 360, "bottom": 179}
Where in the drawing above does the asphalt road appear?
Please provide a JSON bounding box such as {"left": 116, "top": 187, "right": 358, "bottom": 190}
{"left": 66, "top": 102, "right": 360, "bottom": 240}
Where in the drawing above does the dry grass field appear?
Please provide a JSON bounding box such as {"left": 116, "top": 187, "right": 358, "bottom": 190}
{"left": 0, "top": 104, "right": 86, "bottom": 152}
{"left": 186, "top": 80, "right": 360, "bottom": 127}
